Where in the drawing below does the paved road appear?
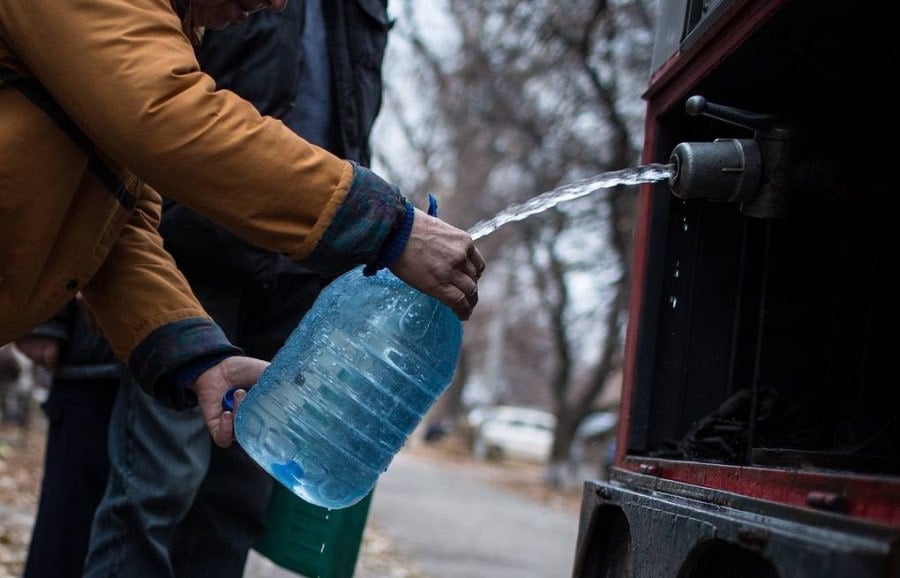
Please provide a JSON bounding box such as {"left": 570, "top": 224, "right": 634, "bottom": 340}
{"left": 368, "top": 450, "right": 580, "bottom": 578}
{"left": 244, "top": 448, "right": 582, "bottom": 578}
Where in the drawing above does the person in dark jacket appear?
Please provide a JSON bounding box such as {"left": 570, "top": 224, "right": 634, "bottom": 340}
{"left": 17, "top": 298, "right": 122, "bottom": 578}
{"left": 80, "top": 2, "right": 398, "bottom": 577}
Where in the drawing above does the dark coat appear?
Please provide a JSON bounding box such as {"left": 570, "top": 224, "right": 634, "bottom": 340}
{"left": 29, "top": 301, "right": 121, "bottom": 380}
{"left": 160, "top": 0, "right": 392, "bottom": 284}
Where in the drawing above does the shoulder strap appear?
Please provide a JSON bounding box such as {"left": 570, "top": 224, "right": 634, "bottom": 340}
{"left": 0, "top": 65, "right": 135, "bottom": 210}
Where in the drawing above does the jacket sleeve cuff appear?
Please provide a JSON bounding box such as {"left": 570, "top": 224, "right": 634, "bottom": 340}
{"left": 363, "top": 199, "right": 414, "bottom": 276}
{"left": 128, "top": 318, "right": 243, "bottom": 410}
{"left": 173, "top": 353, "right": 233, "bottom": 391}
{"left": 302, "top": 162, "right": 407, "bottom": 275}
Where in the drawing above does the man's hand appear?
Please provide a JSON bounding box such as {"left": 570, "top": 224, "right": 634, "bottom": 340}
{"left": 14, "top": 336, "right": 60, "bottom": 372}
{"left": 389, "top": 208, "right": 485, "bottom": 321}
{"left": 191, "top": 356, "right": 268, "bottom": 448}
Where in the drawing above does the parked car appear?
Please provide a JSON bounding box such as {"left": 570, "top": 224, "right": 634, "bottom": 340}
{"left": 472, "top": 406, "right": 557, "bottom": 463}
{"left": 569, "top": 411, "right": 618, "bottom": 479}
{"left": 574, "top": 411, "right": 617, "bottom": 443}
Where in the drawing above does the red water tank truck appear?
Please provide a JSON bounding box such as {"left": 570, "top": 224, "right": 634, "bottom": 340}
{"left": 572, "top": 1, "right": 900, "bottom": 576}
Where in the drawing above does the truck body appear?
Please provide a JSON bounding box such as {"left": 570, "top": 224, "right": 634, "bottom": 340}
{"left": 572, "top": 1, "right": 900, "bottom": 576}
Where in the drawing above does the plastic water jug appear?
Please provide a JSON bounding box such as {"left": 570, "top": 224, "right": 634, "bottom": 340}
{"left": 234, "top": 265, "right": 463, "bottom": 509}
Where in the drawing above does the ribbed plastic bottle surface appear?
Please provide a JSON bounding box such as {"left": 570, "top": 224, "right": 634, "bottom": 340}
{"left": 235, "top": 266, "right": 463, "bottom": 509}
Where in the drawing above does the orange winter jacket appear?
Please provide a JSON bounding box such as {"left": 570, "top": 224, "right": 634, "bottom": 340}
{"left": 0, "top": 0, "right": 403, "bottom": 386}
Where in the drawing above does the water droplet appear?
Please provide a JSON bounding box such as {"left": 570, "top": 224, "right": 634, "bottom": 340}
{"left": 320, "top": 542, "right": 326, "bottom": 554}
{"left": 669, "top": 296, "right": 678, "bottom": 309}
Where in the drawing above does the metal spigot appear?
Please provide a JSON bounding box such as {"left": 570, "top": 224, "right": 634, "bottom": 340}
{"left": 668, "top": 96, "right": 796, "bottom": 218}
{"left": 669, "top": 138, "right": 761, "bottom": 203}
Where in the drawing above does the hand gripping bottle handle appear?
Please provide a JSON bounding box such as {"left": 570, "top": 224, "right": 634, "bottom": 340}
{"left": 232, "top": 195, "right": 462, "bottom": 509}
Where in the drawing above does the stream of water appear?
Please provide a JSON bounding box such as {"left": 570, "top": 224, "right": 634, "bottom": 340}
{"left": 467, "top": 163, "right": 674, "bottom": 241}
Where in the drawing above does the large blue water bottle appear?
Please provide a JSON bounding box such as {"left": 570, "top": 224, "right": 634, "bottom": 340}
{"left": 234, "top": 265, "right": 463, "bottom": 509}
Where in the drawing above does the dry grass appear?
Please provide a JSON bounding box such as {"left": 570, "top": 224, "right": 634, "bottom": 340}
{"left": 0, "top": 420, "right": 45, "bottom": 578}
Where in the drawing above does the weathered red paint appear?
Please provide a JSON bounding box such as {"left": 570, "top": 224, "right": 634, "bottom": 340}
{"left": 618, "top": 458, "right": 900, "bottom": 527}
{"left": 616, "top": 0, "right": 900, "bottom": 532}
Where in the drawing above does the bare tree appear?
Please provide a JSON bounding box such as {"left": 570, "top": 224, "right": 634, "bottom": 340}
{"left": 375, "top": 0, "right": 656, "bottom": 480}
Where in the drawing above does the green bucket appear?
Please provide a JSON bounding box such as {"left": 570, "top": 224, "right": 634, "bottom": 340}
{"left": 253, "top": 484, "right": 374, "bottom": 578}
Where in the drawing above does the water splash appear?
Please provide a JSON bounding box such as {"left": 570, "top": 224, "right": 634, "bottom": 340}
{"left": 467, "top": 163, "right": 674, "bottom": 241}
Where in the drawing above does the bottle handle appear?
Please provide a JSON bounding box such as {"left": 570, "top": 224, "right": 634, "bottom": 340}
{"left": 222, "top": 386, "right": 239, "bottom": 412}
{"left": 427, "top": 193, "right": 438, "bottom": 218}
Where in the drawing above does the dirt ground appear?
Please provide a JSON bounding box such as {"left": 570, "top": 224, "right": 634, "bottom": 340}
{"left": 0, "top": 421, "right": 44, "bottom": 578}
{"left": 0, "top": 418, "right": 582, "bottom": 578}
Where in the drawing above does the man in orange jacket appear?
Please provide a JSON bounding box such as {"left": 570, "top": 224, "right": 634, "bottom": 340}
{"left": 0, "top": 0, "right": 484, "bottom": 446}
